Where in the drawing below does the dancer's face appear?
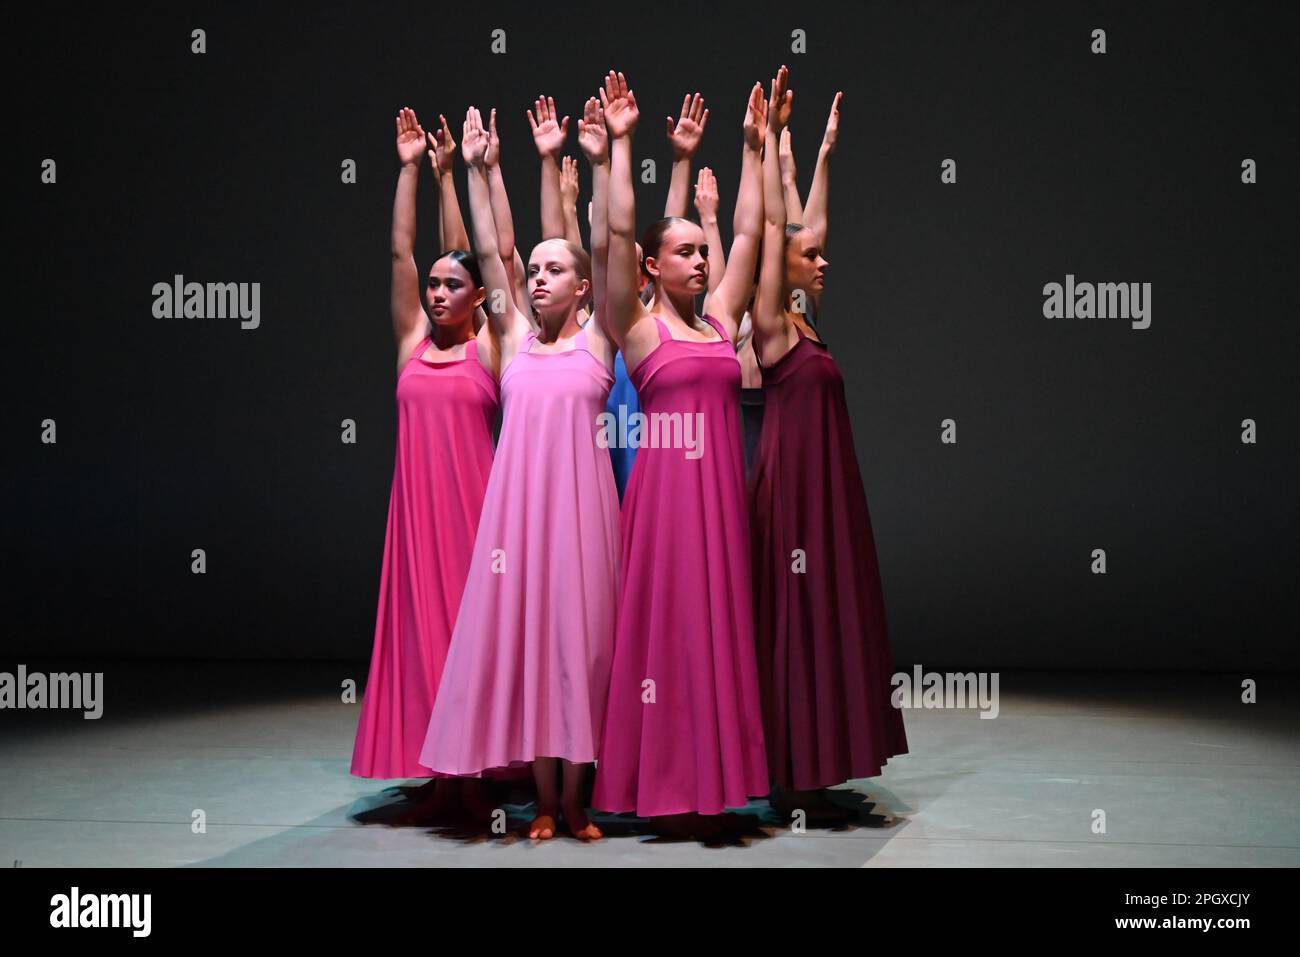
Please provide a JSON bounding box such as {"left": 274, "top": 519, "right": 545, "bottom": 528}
{"left": 527, "top": 240, "right": 589, "bottom": 320}
{"left": 784, "top": 227, "right": 827, "bottom": 297}
{"left": 425, "top": 259, "right": 485, "bottom": 326}
{"left": 645, "top": 222, "right": 709, "bottom": 297}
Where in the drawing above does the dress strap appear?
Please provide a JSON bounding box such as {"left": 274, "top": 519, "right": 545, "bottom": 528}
{"left": 701, "top": 313, "right": 728, "bottom": 343}
{"left": 575, "top": 325, "right": 589, "bottom": 352}
{"left": 649, "top": 314, "right": 672, "bottom": 343}
{"left": 413, "top": 336, "right": 433, "bottom": 361}
{"left": 522, "top": 329, "right": 538, "bottom": 353}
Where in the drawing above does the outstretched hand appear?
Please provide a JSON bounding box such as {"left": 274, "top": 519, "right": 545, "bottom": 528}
{"left": 528, "top": 95, "right": 569, "bottom": 159}
{"left": 768, "top": 64, "right": 792, "bottom": 133}
{"left": 822, "top": 91, "right": 843, "bottom": 153}
{"left": 693, "top": 166, "right": 719, "bottom": 219}
{"left": 461, "top": 107, "right": 489, "bottom": 168}
{"left": 577, "top": 96, "right": 608, "bottom": 164}
{"left": 395, "top": 107, "right": 427, "bottom": 167}
{"left": 779, "top": 128, "right": 796, "bottom": 181}
{"left": 484, "top": 108, "right": 501, "bottom": 168}
{"left": 600, "top": 70, "right": 639, "bottom": 139}
{"left": 667, "top": 92, "right": 709, "bottom": 160}
{"left": 742, "top": 82, "right": 767, "bottom": 150}
{"left": 426, "top": 113, "right": 456, "bottom": 175}
{"left": 560, "top": 156, "right": 579, "bottom": 206}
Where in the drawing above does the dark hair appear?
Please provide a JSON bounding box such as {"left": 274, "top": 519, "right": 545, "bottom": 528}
{"left": 430, "top": 249, "right": 484, "bottom": 288}
{"left": 639, "top": 216, "right": 694, "bottom": 281}
{"left": 746, "top": 222, "right": 821, "bottom": 329}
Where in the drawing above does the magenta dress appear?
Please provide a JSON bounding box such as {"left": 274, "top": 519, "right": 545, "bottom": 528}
{"left": 419, "top": 327, "right": 620, "bottom": 775}
{"left": 351, "top": 336, "right": 498, "bottom": 779}
{"left": 750, "top": 324, "right": 908, "bottom": 790}
{"left": 594, "top": 314, "right": 769, "bottom": 817}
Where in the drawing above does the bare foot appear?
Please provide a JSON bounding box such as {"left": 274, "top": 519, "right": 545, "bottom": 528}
{"left": 562, "top": 799, "right": 602, "bottom": 841}
{"left": 528, "top": 813, "right": 558, "bottom": 840}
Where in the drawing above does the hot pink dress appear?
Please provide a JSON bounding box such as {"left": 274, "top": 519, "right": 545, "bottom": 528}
{"left": 351, "top": 337, "right": 498, "bottom": 779}
{"left": 419, "top": 327, "right": 620, "bottom": 775}
{"left": 594, "top": 315, "right": 769, "bottom": 816}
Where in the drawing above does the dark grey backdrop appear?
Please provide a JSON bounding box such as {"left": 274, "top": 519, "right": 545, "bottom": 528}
{"left": 7, "top": 1, "right": 1297, "bottom": 669}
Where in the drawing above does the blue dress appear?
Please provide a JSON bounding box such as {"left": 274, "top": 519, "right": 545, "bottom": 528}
{"left": 605, "top": 350, "right": 640, "bottom": 500}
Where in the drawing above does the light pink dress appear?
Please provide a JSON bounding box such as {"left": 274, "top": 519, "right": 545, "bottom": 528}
{"left": 351, "top": 337, "right": 498, "bottom": 778}
{"left": 419, "top": 326, "right": 620, "bottom": 775}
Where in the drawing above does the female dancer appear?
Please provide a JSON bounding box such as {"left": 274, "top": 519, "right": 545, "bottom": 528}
{"left": 592, "top": 71, "right": 769, "bottom": 839}
{"left": 419, "top": 106, "right": 620, "bottom": 842}
{"left": 351, "top": 109, "right": 499, "bottom": 810}
{"left": 538, "top": 92, "right": 712, "bottom": 501}
{"left": 750, "top": 67, "right": 908, "bottom": 822}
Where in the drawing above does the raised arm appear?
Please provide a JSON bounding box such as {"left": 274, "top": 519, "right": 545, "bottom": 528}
{"left": 575, "top": 98, "right": 618, "bottom": 366}
{"left": 427, "top": 113, "right": 470, "bottom": 251}
{"left": 559, "top": 156, "right": 584, "bottom": 247}
{"left": 392, "top": 108, "right": 429, "bottom": 351}
{"left": 705, "top": 82, "right": 767, "bottom": 345}
{"left": 663, "top": 93, "right": 708, "bottom": 218}
{"left": 754, "top": 66, "right": 793, "bottom": 353}
{"left": 778, "top": 127, "right": 805, "bottom": 224}
{"left": 480, "top": 107, "right": 529, "bottom": 314}
{"left": 694, "top": 166, "right": 725, "bottom": 296}
{"left": 803, "top": 91, "right": 841, "bottom": 248}
{"left": 529, "top": 95, "right": 570, "bottom": 241}
{"left": 461, "top": 107, "right": 531, "bottom": 351}
{"left": 602, "top": 71, "right": 650, "bottom": 347}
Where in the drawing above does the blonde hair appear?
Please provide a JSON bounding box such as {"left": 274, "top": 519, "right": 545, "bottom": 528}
{"left": 533, "top": 238, "right": 592, "bottom": 309}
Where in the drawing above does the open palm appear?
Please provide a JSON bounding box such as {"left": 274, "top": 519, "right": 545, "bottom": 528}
{"left": 577, "top": 96, "right": 608, "bottom": 164}
{"left": 528, "top": 96, "right": 569, "bottom": 158}
{"left": 600, "top": 71, "right": 639, "bottom": 138}
{"left": 667, "top": 93, "right": 708, "bottom": 159}
{"left": 461, "top": 107, "right": 489, "bottom": 167}
{"left": 395, "top": 107, "right": 426, "bottom": 166}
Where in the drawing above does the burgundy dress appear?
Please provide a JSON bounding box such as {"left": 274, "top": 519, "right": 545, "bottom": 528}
{"left": 749, "top": 323, "right": 908, "bottom": 790}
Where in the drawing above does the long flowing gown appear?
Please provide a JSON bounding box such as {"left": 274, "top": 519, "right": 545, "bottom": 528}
{"left": 419, "top": 327, "right": 621, "bottom": 774}
{"left": 749, "top": 323, "right": 908, "bottom": 789}
{"left": 594, "top": 314, "right": 769, "bottom": 816}
{"left": 351, "top": 337, "right": 498, "bottom": 778}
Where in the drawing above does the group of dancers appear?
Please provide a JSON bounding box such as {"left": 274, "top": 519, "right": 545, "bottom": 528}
{"left": 350, "top": 65, "right": 908, "bottom": 841}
